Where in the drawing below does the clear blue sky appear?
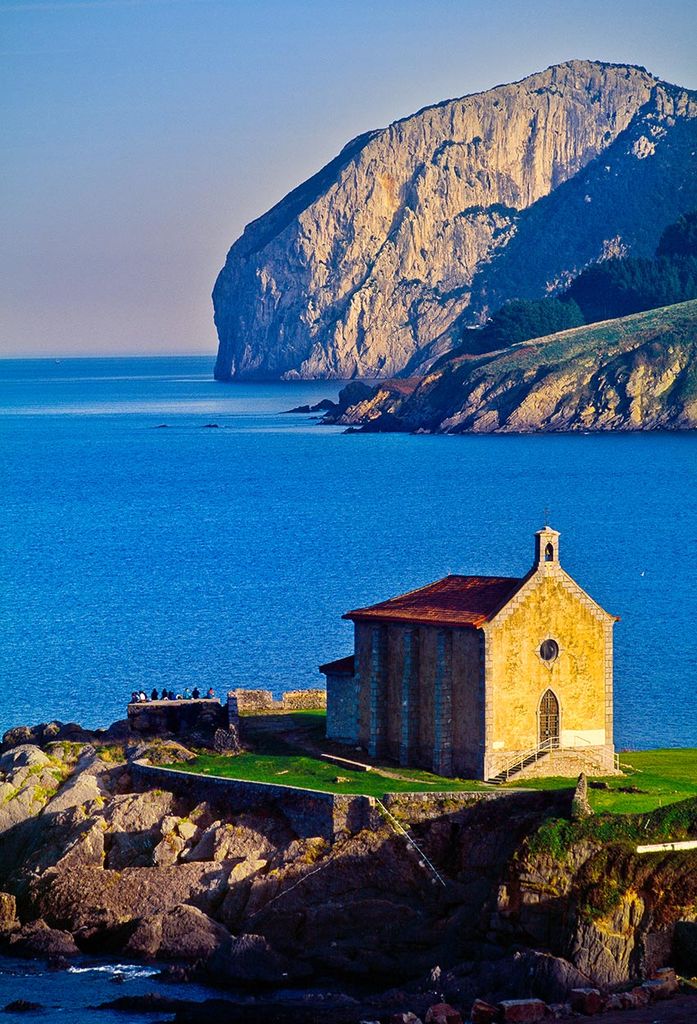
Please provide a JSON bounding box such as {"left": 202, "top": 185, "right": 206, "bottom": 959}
{"left": 2, "top": 0, "right": 696, "bottom": 358}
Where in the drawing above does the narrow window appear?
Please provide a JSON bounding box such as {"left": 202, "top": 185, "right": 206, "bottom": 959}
{"left": 545, "top": 542, "right": 554, "bottom": 561}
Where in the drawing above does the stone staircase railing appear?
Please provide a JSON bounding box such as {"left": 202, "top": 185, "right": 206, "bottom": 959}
{"left": 487, "top": 738, "right": 555, "bottom": 785}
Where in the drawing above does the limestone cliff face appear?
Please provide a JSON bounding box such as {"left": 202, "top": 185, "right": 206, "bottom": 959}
{"left": 330, "top": 301, "right": 697, "bottom": 432}
{"left": 213, "top": 61, "right": 697, "bottom": 380}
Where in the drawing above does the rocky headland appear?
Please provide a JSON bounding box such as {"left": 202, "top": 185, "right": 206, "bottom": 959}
{"left": 1, "top": 716, "right": 696, "bottom": 1022}
{"left": 319, "top": 300, "right": 697, "bottom": 433}
{"left": 213, "top": 61, "right": 697, "bottom": 382}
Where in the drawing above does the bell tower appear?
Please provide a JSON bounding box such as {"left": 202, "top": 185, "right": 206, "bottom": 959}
{"left": 534, "top": 526, "right": 560, "bottom": 569}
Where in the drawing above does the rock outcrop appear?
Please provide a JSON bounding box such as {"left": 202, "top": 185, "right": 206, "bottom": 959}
{"left": 325, "top": 300, "right": 697, "bottom": 432}
{"left": 1, "top": 730, "right": 696, "bottom": 1019}
{"left": 213, "top": 61, "right": 697, "bottom": 381}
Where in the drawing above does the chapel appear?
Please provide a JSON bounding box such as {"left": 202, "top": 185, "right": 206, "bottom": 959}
{"left": 320, "top": 527, "right": 618, "bottom": 782}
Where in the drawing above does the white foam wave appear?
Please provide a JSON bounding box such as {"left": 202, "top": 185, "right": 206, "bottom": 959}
{"left": 67, "top": 963, "right": 159, "bottom": 978}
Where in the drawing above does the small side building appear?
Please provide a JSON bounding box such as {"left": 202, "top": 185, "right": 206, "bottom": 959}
{"left": 320, "top": 527, "right": 618, "bottom": 782}
{"left": 319, "top": 655, "right": 358, "bottom": 744}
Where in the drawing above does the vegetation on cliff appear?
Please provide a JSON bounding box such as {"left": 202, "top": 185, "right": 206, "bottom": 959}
{"left": 451, "top": 209, "right": 697, "bottom": 356}
{"left": 329, "top": 299, "right": 697, "bottom": 433}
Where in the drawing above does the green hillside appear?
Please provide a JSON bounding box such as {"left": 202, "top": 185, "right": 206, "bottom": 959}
{"left": 345, "top": 300, "right": 697, "bottom": 433}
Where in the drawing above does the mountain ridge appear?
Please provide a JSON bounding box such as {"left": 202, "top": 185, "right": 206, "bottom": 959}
{"left": 213, "top": 60, "right": 697, "bottom": 380}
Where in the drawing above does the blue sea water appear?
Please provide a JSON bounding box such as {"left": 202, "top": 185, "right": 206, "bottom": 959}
{"left": 0, "top": 355, "right": 696, "bottom": 749}
{"left": 0, "top": 956, "right": 221, "bottom": 1022}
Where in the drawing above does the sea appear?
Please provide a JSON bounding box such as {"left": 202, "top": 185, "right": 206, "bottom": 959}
{"left": 0, "top": 957, "right": 220, "bottom": 1023}
{"left": 1, "top": 355, "right": 696, "bottom": 751}
{"left": 0, "top": 355, "right": 696, "bottom": 1016}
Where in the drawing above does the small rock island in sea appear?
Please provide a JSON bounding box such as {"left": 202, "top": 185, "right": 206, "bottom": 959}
{"left": 2, "top": 527, "right": 696, "bottom": 1023}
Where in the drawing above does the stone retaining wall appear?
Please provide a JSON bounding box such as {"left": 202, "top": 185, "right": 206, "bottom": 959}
{"left": 131, "top": 760, "right": 373, "bottom": 840}
{"left": 127, "top": 699, "right": 226, "bottom": 738}
{"left": 381, "top": 787, "right": 574, "bottom": 823}
{"left": 131, "top": 762, "right": 570, "bottom": 840}
{"left": 229, "top": 689, "right": 327, "bottom": 714}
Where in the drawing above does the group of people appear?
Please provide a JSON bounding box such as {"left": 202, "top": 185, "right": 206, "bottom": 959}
{"left": 129, "top": 686, "right": 216, "bottom": 703}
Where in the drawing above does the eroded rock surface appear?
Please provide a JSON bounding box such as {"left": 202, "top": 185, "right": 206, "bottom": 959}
{"left": 213, "top": 61, "right": 697, "bottom": 381}
{"left": 0, "top": 731, "right": 695, "bottom": 1016}
{"left": 328, "top": 300, "right": 697, "bottom": 432}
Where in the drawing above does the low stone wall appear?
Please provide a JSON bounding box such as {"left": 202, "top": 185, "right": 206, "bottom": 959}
{"left": 127, "top": 699, "right": 226, "bottom": 738}
{"left": 229, "top": 688, "right": 326, "bottom": 714}
{"left": 131, "top": 762, "right": 571, "bottom": 840}
{"left": 131, "top": 760, "right": 374, "bottom": 841}
{"left": 381, "top": 788, "right": 574, "bottom": 823}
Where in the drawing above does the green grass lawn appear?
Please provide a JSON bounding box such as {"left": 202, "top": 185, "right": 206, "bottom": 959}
{"left": 165, "top": 708, "right": 697, "bottom": 809}
{"left": 166, "top": 751, "right": 488, "bottom": 795}
{"left": 507, "top": 749, "right": 697, "bottom": 814}
{"left": 167, "top": 711, "right": 487, "bottom": 795}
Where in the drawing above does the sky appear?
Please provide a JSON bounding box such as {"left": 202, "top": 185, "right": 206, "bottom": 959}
{"left": 2, "top": 0, "right": 696, "bottom": 358}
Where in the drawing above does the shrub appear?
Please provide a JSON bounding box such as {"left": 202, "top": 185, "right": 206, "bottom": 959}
{"left": 459, "top": 297, "right": 585, "bottom": 354}
{"left": 565, "top": 255, "right": 697, "bottom": 323}
{"left": 657, "top": 210, "right": 697, "bottom": 258}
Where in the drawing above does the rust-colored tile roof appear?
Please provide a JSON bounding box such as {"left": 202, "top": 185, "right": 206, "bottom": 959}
{"left": 319, "top": 655, "right": 355, "bottom": 675}
{"left": 343, "top": 575, "right": 523, "bottom": 629}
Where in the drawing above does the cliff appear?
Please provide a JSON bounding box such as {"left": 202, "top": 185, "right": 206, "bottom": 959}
{"left": 213, "top": 61, "right": 697, "bottom": 381}
{"left": 1, "top": 723, "right": 696, "bottom": 1022}
{"left": 326, "top": 300, "right": 697, "bottom": 432}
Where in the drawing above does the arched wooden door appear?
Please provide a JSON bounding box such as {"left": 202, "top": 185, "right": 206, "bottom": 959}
{"left": 539, "top": 689, "right": 560, "bottom": 748}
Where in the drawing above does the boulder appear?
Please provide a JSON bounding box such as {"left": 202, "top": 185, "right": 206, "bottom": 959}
{"left": 55, "top": 821, "right": 106, "bottom": 869}
{"left": 51, "top": 723, "right": 96, "bottom": 744}
{"left": 470, "top": 1000, "right": 500, "bottom": 1024}
{"left": 569, "top": 988, "right": 604, "bottom": 1015}
{"left": 0, "top": 767, "right": 61, "bottom": 833}
{"left": 105, "top": 791, "right": 176, "bottom": 834}
{"left": 0, "top": 893, "right": 17, "bottom": 932}
{"left": 42, "top": 752, "right": 109, "bottom": 815}
{"left": 570, "top": 774, "right": 593, "bottom": 820}
{"left": 497, "top": 999, "right": 548, "bottom": 1022}
{"left": 425, "top": 1004, "right": 462, "bottom": 1024}
{"left": 651, "top": 966, "right": 679, "bottom": 994}
{"left": 1, "top": 726, "right": 42, "bottom": 752}
{"left": 182, "top": 819, "right": 274, "bottom": 864}
{"left": 3, "top": 1000, "right": 44, "bottom": 1013}
{"left": 390, "top": 1014, "right": 423, "bottom": 1024}
{"left": 177, "top": 819, "right": 198, "bottom": 842}
{"left": 100, "top": 790, "right": 179, "bottom": 868}
{"left": 515, "top": 950, "right": 592, "bottom": 1002}
{"left": 152, "top": 832, "right": 186, "bottom": 867}
{"left": 207, "top": 932, "right": 302, "bottom": 985}
{"left": 125, "top": 904, "right": 231, "bottom": 962}
{"left": 229, "top": 858, "right": 267, "bottom": 883}
{"left": 213, "top": 727, "right": 242, "bottom": 754}
{"left": 10, "top": 920, "right": 79, "bottom": 958}
{"left": 128, "top": 739, "right": 196, "bottom": 766}
{"left": 0, "top": 745, "right": 51, "bottom": 773}
{"left": 32, "top": 863, "right": 231, "bottom": 936}
{"left": 629, "top": 985, "right": 650, "bottom": 1007}
{"left": 546, "top": 1005, "right": 572, "bottom": 1020}
{"left": 641, "top": 977, "right": 674, "bottom": 1001}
